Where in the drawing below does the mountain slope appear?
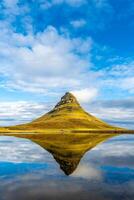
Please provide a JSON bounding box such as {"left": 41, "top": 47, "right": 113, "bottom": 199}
{"left": 11, "top": 92, "right": 119, "bottom": 130}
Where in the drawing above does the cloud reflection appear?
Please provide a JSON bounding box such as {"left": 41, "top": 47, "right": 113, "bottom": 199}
{"left": 71, "top": 164, "right": 102, "bottom": 180}
{"left": 0, "top": 136, "right": 52, "bottom": 163}
{"left": 82, "top": 134, "right": 134, "bottom": 169}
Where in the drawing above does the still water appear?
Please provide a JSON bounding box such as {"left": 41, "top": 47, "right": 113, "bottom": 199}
{"left": 0, "top": 134, "right": 134, "bottom": 200}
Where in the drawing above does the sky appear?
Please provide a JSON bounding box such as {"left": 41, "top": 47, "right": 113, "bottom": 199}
{"left": 0, "top": 0, "right": 134, "bottom": 128}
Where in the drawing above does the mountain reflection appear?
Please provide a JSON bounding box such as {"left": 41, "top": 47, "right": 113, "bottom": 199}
{"left": 0, "top": 134, "right": 134, "bottom": 200}
{"left": 0, "top": 132, "right": 116, "bottom": 175}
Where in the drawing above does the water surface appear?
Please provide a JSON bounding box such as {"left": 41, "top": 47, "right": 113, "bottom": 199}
{"left": 0, "top": 134, "right": 134, "bottom": 200}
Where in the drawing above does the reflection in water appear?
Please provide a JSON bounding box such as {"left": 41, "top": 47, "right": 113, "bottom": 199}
{"left": 23, "top": 133, "right": 114, "bottom": 175}
{"left": 0, "top": 134, "right": 134, "bottom": 200}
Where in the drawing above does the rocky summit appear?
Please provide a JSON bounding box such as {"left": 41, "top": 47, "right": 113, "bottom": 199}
{"left": 54, "top": 92, "right": 80, "bottom": 110}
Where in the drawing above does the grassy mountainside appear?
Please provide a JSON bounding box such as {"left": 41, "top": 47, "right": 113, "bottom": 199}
{"left": 7, "top": 92, "right": 121, "bottom": 131}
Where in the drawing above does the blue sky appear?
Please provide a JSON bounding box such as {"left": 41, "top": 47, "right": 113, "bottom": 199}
{"left": 0, "top": 0, "right": 134, "bottom": 128}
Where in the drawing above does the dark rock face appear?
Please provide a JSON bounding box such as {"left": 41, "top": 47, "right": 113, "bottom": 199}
{"left": 54, "top": 92, "right": 80, "bottom": 110}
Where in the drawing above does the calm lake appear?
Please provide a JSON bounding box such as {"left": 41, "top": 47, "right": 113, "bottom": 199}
{"left": 0, "top": 134, "right": 134, "bottom": 200}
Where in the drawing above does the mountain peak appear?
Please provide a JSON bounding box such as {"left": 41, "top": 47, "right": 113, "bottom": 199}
{"left": 14, "top": 92, "right": 117, "bottom": 130}
{"left": 53, "top": 92, "right": 80, "bottom": 110}
{"left": 61, "top": 92, "right": 78, "bottom": 103}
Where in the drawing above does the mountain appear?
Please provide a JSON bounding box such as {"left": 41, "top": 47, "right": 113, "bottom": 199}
{"left": 10, "top": 92, "right": 119, "bottom": 131}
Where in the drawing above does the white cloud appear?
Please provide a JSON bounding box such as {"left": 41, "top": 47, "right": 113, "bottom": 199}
{"left": 0, "top": 101, "right": 50, "bottom": 126}
{"left": 93, "top": 0, "right": 110, "bottom": 8}
{"left": 121, "top": 77, "right": 134, "bottom": 93}
{"left": 101, "top": 60, "right": 134, "bottom": 93}
{"left": 72, "top": 88, "right": 98, "bottom": 103}
{"left": 71, "top": 19, "right": 86, "bottom": 28}
{"left": 3, "top": 0, "right": 18, "bottom": 7}
{"left": 42, "top": 0, "right": 111, "bottom": 9}
{"left": 54, "top": 0, "right": 86, "bottom": 4}
{"left": 42, "top": 0, "right": 87, "bottom": 8}
{"left": 0, "top": 26, "right": 95, "bottom": 94}
{"left": 86, "top": 99, "right": 134, "bottom": 129}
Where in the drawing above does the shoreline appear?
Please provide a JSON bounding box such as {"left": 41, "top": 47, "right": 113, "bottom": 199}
{"left": 0, "top": 128, "right": 133, "bottom": 134}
